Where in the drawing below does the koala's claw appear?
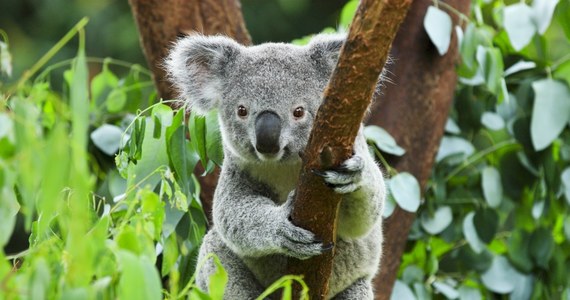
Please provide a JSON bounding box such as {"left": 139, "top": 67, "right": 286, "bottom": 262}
{"left": 279, "top": 222, "right": 325, "bottom": 260}
{"left": 313, "top": 155, "right": 364, "bottom": 194}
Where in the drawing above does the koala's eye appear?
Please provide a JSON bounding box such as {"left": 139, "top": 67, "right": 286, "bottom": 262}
{"left": 237, "top": 105, "right": 248, "bottom": 118}
{"left": 293, "top": 107, "right": 305, "bottom": 119}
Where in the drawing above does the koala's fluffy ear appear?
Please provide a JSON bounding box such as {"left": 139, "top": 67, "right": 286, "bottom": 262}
{"left": 166, "top": 35, "right": 243, "bottom": 114}
{"left": 307, "top": 33, "right": 346, "bottom": 74}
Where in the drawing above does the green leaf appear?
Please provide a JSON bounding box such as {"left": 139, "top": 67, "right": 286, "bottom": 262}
{"left": 389, "top": 172, "right": 421, "bottom": 213}
{"left": 420, "top": 206, "right": 452, "bottom": 235}
{"left": 390, "top": 280, "right": 416, "bottom": 300}
{"left": 189, "top": 111, "right": 208, "bottom": 167}
{"left": 432, "top": 281, "right": 459, "bottom": 299}
{"left": 0, "top": 184, "right": 19, "bottom": 247}
{"left": 473, "top": 208, "right": 498, "bottom": 244}
{"left": 436, "top": 136, "right": 475, "bottom": 163}
{"left": 556, "top": 0, "right": 570, "bottom": 40}
{"left": 510, "top": 274, "right": 534, "bottom": 300}
{"left": 564, "top": 217, "right": 570, "bottom": 240}
{"left": 91, "top": 124, "right": 125, "bottom": 155}
{"left": 481, "top": 112, "right": 505, "bottom": 130}
{"left": 531, "top": 0, "right": 560, "bottom": 34}
{"left": 106, "top": 89, "right": 127, "bottom": 113}
{"left": 423, "top": 6, "right": 452, "bottom": 56}
{"left": 91, "top": 66, "right": 118, "bottom": 107}
{"left": 507, "top": 230, "right": 533, "bottom": 272}
{"left": 458, "top": 286, "right": 482, "bottom": 300}
{"left": 480, "top": 256, "right": 522, "bottom": 294}
{"left": 504, "top": 60, "right": 536, "bottom": 76}
{"left": 503, "top": 3, "right": 536, "bottom": 51}
{"left": 482, "top": 47, "right": 504, "bottom": 94}
{"left": 463, "top": 212, "right": 485, "bottom": 254}
{"left": 339, "top": 0, "right": 358, "bottom": 29}
{"left": 364, "top": 125, "right": 406, "bottom": 156}
{"left": 117, "top": 250, "right": 162, "bottom": 300}
{"left": 530, "top": 79, "right": 570, "bottom": 151}
{"left": 205, "top": 110, "right": 224, "bottom": 166}
{"left": 481, "top": 166, "right": 502, "bottom": 208}
{"left": 402, "top": 265, "right": 424, "bottom": 285}
{"left": 529, "top": 227, "right": 554, "bottom": 269}
{"left": 208, "top": 256, "right": 228, "bottom": 300}
{"left": 383, "top": 192, "right": 396, "bottom": 219}
{"left": 561, "top": 167, "right": 570, "bottom": 205}
{"left": 117, "top": 226, "right": 142, "bottom": 255}
{"left": 445, "top": 118, "right": 461, "bottom": 134}
{"left": 29, "top": 258, "right": 51, "bottom": 300}
{"left": 554, "top": 60, "right": 570, "bottom": 87}
{"left": 0, "top": 41, "right": 13, "bottom": 77}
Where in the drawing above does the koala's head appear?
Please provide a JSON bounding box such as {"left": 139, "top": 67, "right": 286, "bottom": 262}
{"left": 166, "top": 34, "right": 344, "bottom": 164}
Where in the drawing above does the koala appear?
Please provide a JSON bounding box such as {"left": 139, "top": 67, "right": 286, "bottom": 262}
{"left": 166, "top": 33, "right": 386, "bottom": 299}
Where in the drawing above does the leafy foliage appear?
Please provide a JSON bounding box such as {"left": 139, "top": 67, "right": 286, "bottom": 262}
{"left": 389, "top": 0, "right": 570, "bottom": 298}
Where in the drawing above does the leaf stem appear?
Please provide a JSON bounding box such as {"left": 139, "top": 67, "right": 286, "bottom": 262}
{"left": 12, "top": 17, "right": 89, "bottom": 92}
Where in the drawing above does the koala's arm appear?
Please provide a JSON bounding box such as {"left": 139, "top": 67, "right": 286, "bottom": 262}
{"left": 337, "top": 128, "right": 385, "bottom": 239}
{"left": 316, "top": 126, "right": 385, "bottom": 240}
{"left": 212, "top": 165, "right": 325, "bottom": 259}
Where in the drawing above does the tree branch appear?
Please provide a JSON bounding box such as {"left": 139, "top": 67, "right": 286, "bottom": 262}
{"left": 286, "top": 0, "right": 413, "bottom": 298}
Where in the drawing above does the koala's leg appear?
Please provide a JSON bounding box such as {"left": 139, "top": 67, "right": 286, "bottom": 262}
{"left": 331, "top": 278, "right": 373, "bottom": 300}
{"left": 196, "top": 230, "right": 264, "bottom": 299}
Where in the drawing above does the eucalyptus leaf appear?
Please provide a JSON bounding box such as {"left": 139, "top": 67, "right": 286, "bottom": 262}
{"left": 117, "top": 250, "right": 162, "bottom": 300}
{"left": 391, "top": 280, "right": 416, "bottom": 300}
{"left": 383, "top": 191, "right": 396, "bottom": 219}
{"left": 504, "top": 60, "right": 536, "bottom": 76}
{"left": 531, "top": 0, "right": 560, "bottom": 34}
{"left": 364, "top": 125, "right": 406, "bottom": 156}
{"left": 509, "top": 274, "right": 534, "bottom": 300}
{"left": 436, "top": 136, "right": 475, "bottom": 163}
{"left": 0, "top": 186, "right": 19, "bottom": 247}
{"left": 390, "top": 172, "right": 421, "bottom": 213}
{"left": 463, "top": 212, "right": 485, "bottom": 254}
{"left": 482, "top": 166, "right": 502, "bottom": 208}
{"left": 530, "top": 79, "right": 570, "bottom": 151}
{"left": 445, "top": 118, "right": 461, "bottom": 134}
{"left": 424, "top": 6, "right": 453, "bottom": 55}
{"left": 481, "top": 256, "right": 521, "bottom": 294}
{"left": 432, "top": 281, "right": 459, "bottom": 299}
{"left": 481, "top": 112, "right": 505, "bottom": 131}
{"left": 561, "top": 167, "right": 570, "bottom": 205}
{"left": 503, "top": 3, "right": 536, "bottom": 51}
{"left": 458, "top": 286, "right": 482, "bottom": 300}
{"left": 507, "top": 230, "right": 533, "bottom": 273}
{"left": 90, "top": 124, "right": 125, "bottom": 155}
{"left": 473, "top": 208, "right": 498, "bottom": 244}
{"left": 420, "top": 206, "right": 453, "bottom": 235}
{"left": 529, "top": 227, "right": 554, "bottom": 268}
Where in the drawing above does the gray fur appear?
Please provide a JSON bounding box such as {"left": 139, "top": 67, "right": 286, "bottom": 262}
{"left": 166, "top": 33, "right": 385, "bottom": 299}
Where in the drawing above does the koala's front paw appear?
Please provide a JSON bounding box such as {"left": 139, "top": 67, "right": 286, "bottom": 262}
{"left": 313, "top": 155, "right": 364, "bottom": 194}
{"left": 277, "top": 220, "right": 331, "bottom": 260}
{"left": 276, "top": 191, "right": 332, "bottom": 259}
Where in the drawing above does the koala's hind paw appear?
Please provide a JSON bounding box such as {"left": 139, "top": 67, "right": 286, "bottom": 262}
{"left": 313, "top": 155, "right": 364, "bottom": 194}
{"left": 278, "top": 221, "right": 329, "bottom": 260}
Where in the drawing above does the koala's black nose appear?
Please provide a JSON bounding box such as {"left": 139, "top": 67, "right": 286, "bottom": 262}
{"left": 255, "top": 111, "right": 281, "bottom": 155}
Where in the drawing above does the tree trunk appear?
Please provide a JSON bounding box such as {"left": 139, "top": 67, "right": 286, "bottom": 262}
{"left": 369, "top": 0, "right": 470, "bottom": 298}
{"left": 128, "top": 0, "right": 251, "bottom": 222}
{"left": 286, "top": 1, "right": 412, "bottom": 298}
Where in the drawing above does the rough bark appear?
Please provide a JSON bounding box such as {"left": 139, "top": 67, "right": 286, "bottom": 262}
{"left": 286, "top": 0, "right": 412, "bottom": 298}
{"left": 370, "top": 0, "right": 471, "bottom": 298}
{"left": 128, "top": 0, "right": 251, "bottom": 222}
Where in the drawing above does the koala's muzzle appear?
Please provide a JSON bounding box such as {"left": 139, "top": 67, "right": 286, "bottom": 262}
{"left": 255, "top": 111, "right": 281, "bottom": 155}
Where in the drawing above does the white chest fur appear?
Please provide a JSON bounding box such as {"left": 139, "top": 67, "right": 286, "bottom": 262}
{"left": 243, "top": 161, "right": 301, "bottom": 204}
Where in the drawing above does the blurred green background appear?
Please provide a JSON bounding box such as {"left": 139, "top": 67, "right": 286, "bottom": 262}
{"left": 0, "top": 0, "right": 346, "bottom": 82}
